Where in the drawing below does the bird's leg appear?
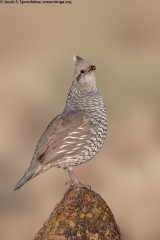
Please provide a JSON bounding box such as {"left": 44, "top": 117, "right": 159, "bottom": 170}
{"left": 65, "top": 167, "right": 91, "bottom": 189}
{"left": 65, "top": 167, "right": 80, "bottom": 185}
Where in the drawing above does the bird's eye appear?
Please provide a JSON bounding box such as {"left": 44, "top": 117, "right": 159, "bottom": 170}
{"left": 81, "top": 70, "right": 85, "bottom": 74}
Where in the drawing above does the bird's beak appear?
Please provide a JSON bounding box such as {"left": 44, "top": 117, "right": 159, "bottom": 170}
{"left": 89, "top": 65, "right": 96, "bottom": 71}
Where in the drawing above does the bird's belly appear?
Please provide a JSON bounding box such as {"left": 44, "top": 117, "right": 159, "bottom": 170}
{"left": 54, "top": 125, "right": 107, "bottom": 169}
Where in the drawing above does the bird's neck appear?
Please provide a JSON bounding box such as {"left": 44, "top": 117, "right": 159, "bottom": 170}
{"left": 64, "top": 87, "right": 106, "bottom": 116}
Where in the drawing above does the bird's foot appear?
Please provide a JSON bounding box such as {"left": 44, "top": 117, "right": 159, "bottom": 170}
{"left": 65, "top": 180, "right": 73, "bottom": 186}
{"left": 65, "top": 180, "right": 91, "bottom": 190}
{"left": 73, "top": 182, "right": 91, "bottom": 190}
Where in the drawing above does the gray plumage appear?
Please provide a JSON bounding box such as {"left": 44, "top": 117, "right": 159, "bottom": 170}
{"left": 14, "top": 56, "right": 107, "bottom": 190}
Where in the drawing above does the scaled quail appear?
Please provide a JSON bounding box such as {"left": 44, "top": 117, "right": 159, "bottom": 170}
{"left": 15, "top": 56, "right": 107, "bottom": 190}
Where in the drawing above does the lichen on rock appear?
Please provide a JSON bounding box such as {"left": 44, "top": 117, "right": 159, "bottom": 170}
{"left": 34, "top": 185, "right": 123, "bottom": 240}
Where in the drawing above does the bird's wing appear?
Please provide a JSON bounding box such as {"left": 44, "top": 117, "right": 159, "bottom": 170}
{"left": 14, "top": 114, "right": 64, "bottom": 190}
{"left": 32, "top": 114, "right": 62, "bottom": 163}
{"left": 35, "top": 111, "right": 96, "bottom": 167}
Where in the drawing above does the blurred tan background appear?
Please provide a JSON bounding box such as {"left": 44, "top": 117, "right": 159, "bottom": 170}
{"left": 0, "top": 1, "right": 160, "bottom": 239}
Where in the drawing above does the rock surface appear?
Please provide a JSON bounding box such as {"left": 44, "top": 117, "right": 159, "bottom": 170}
{"left": 34, "top": 186, "right": 123, "bottom": 240}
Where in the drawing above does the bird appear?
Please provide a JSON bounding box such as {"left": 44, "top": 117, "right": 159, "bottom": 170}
{"left": 14, "top": 56, "right": 107, "bottom": 191}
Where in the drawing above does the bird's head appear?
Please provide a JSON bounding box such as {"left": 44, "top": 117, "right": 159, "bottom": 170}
{"left": 72, "top": 56, "right": 97, "bottom": 92}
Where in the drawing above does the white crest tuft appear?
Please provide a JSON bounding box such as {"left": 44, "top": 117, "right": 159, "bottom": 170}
{"left": 72, "top": 55, "right": 77, "bottom": 64}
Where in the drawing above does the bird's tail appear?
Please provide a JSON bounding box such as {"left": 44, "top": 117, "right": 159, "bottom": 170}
{"left": 14, "top": 168, "right": 35, "bottom": 191}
